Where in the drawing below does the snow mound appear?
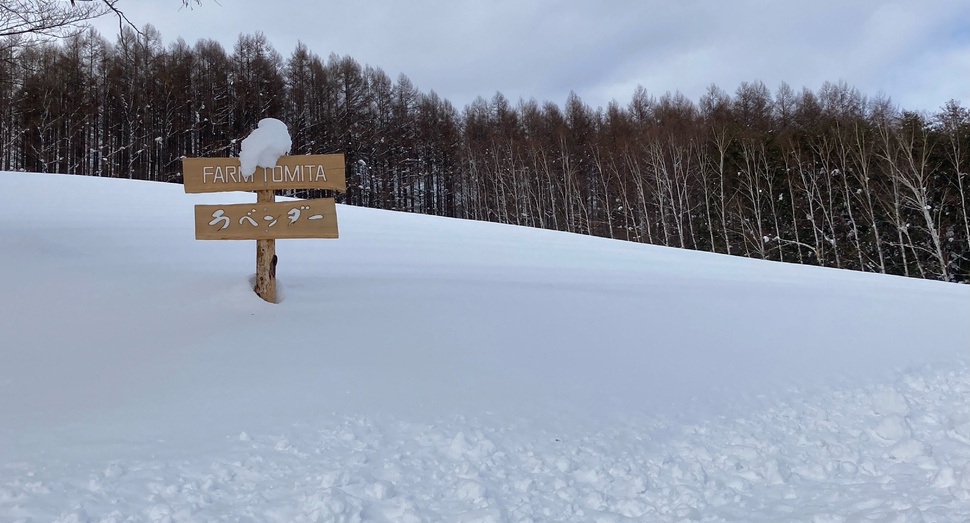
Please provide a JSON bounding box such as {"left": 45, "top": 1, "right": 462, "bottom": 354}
{"left": 1, "top": 171, "right": 969, "bottom": 521}
{"left": 238, "top": 118, "right": 292, "bottom": 177}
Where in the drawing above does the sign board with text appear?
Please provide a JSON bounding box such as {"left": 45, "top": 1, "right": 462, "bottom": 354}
{"left": 182, "top": 152, "right": 346, "bottom": 303}
{"left": 195, "top": 198, "right": 338, "bottom": 240}
{"left": 182, "top": 154, "right": 346, "bottom": 193}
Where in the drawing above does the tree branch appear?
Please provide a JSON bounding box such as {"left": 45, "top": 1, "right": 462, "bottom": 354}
{"left": 0, "top": 0, "right": 108, "bottom": 40}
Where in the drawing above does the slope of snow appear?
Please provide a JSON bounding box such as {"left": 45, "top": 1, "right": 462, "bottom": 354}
{"left": 1, "top": 171, "right": 968, "bottom": 522}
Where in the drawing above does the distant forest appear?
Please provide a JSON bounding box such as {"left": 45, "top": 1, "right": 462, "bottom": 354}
{"left": 2, "top": 27, "right": 968, "bottom": 282}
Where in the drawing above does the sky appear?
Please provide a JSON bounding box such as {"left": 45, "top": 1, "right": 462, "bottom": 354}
{"left": 90, "top": 0, "right": 970, "bottom": 113}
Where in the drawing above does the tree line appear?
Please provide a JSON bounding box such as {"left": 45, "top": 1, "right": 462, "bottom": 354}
{"left": 1, "top": 27, "right": 967, "bottom": 282}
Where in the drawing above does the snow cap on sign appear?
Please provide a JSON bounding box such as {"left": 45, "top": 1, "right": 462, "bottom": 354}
{"left": 239, "top": 118, "right": 292, "bottom": 178}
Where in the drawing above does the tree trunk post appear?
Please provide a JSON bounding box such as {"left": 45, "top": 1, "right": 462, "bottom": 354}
{"left": 255, "top": 189, "right": 276, "bottom": 303}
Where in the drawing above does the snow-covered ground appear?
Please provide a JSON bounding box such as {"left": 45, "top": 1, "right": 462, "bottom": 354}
{"left": 1, "top": 171, "right": 968, "bottom": 522}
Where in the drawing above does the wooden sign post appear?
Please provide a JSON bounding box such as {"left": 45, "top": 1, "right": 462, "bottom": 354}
{"left": 256, "top": 189, "right": 276, "bottom": 302}
{"left": 183, "top": 154, "right": 346, "bottom": 303}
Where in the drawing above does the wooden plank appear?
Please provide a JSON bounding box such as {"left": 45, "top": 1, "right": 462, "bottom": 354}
{"left": 182, "top": 154, "right": 346, "bottom": 193}
{"left": 254, "top": 190, "right": 277, "bottom": 303}
{"left": 195, "top": 198, "right": 339, "bottom": 240}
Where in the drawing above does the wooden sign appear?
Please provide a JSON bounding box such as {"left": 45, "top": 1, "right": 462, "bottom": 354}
{"left": 195, "top": 198, "right": 338, "bottom": 240}
{"left": 182, "top": 152, "right": 346, "bottom": 304}
{"left": 182, "top": 154, "right": 346, "bottom": 193}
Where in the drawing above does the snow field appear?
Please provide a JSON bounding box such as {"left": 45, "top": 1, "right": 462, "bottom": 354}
{"left": 3, "top": 360, "right": 969, "bottom": 522}
{"left": 1, "top": 171, "right": 969, "bottom": 522}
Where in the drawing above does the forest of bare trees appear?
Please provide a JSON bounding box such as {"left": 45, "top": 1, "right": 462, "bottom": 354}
{"left": 1, "top": 27, "right": 968, "bottom": 282}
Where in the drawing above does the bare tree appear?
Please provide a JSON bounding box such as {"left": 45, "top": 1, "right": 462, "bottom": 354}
{"left": 2, "top": 1, "right": 204, "bottom": 50}
{"left": 700, "top": 84, "right": 734, "bottom": 255}
{"left": 0, "top": 0, "right": 108, "bottom": 42}
{"left": 2, "top": 19, "right": 967, "bottom": 282}
{"left": 880, "top": 113, "right": 950, "bottom": 280}
{"left": 935, "top": 100, "right": 970, "bottom": 276}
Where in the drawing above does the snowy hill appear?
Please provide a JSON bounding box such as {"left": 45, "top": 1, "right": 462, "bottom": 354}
{"left": 1, "top": 171, "right": 969, "bottom": 522}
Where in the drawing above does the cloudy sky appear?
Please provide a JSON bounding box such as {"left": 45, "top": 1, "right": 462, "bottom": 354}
{"left": 91, "top": 0, "right": 969, "bottom": 113}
